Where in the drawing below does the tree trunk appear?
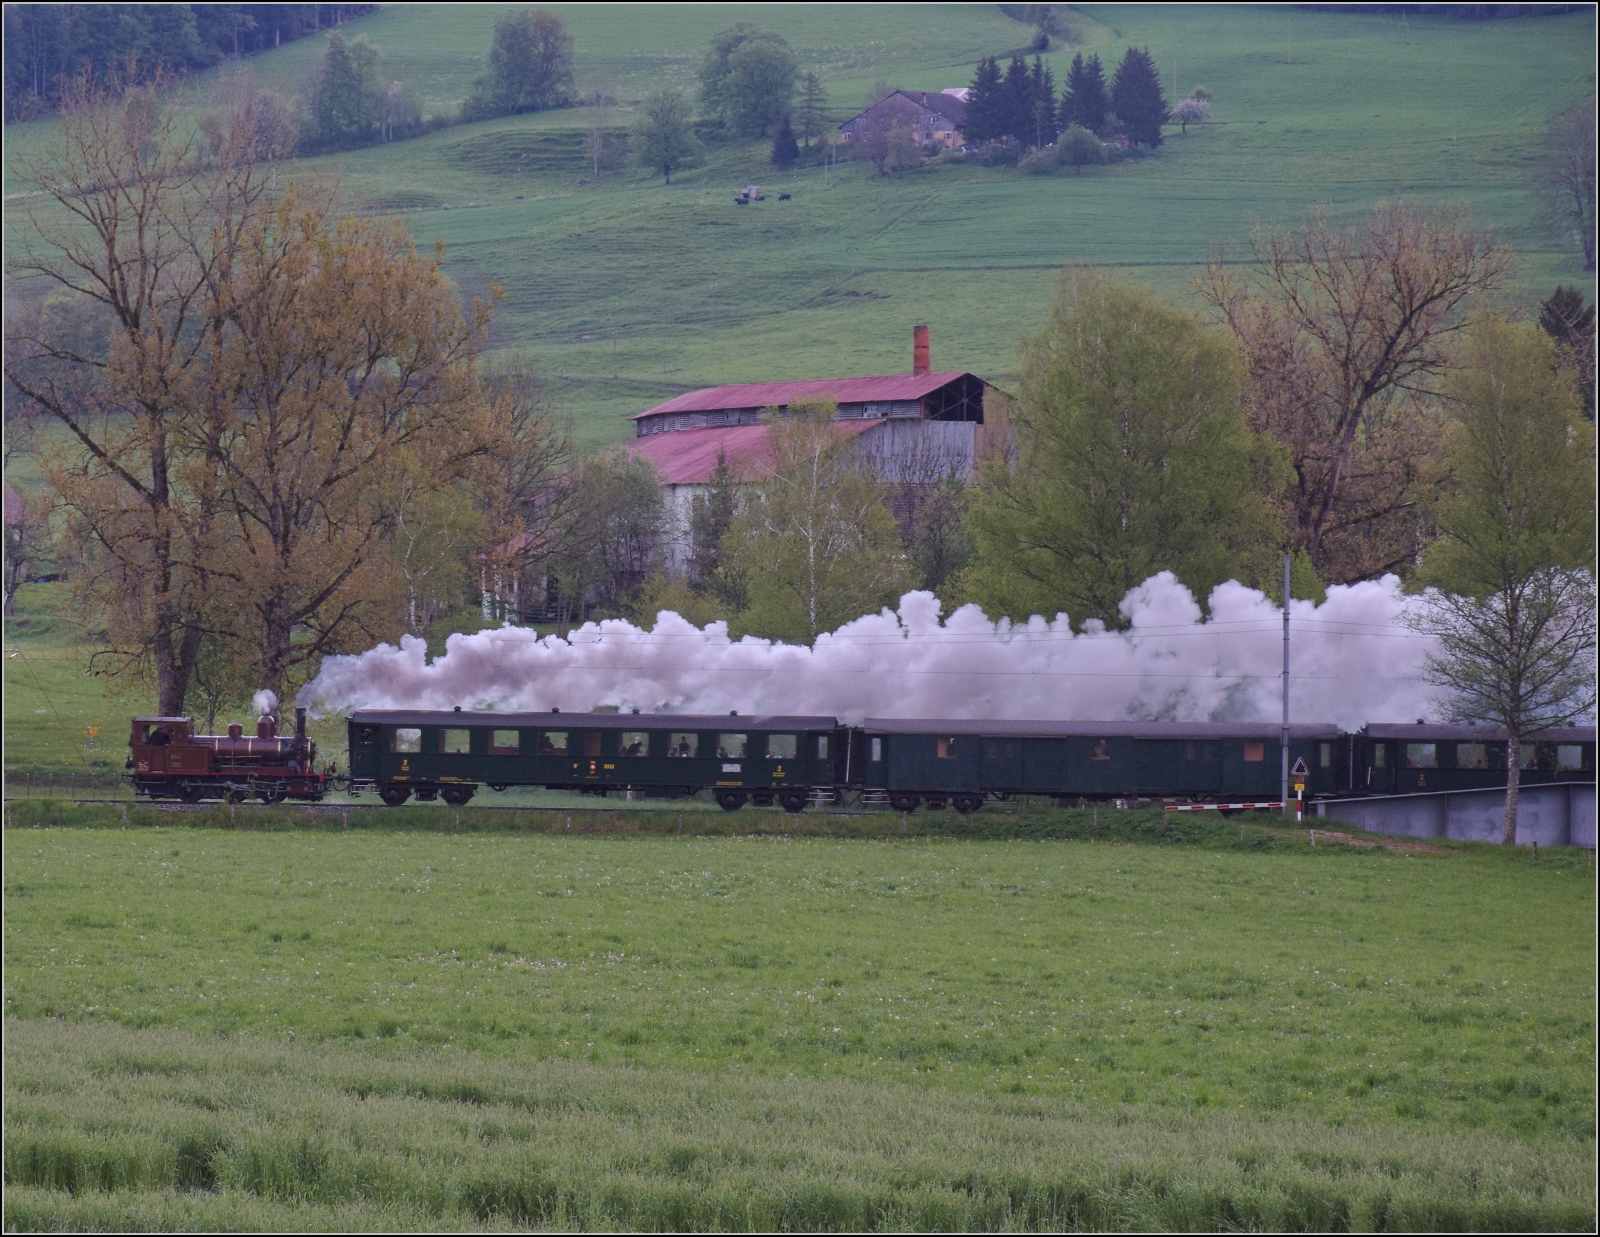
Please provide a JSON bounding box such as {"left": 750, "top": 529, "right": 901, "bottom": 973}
{"left": 1503, "top": 735, "right": 1521, "bottom": 846}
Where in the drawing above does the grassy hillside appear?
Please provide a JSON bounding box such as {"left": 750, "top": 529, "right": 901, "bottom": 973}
{"left": 5, "top": 5, "right": 1593, "bottom": 450}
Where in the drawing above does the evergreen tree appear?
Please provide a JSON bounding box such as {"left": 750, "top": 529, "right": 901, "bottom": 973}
{"left": 1001, "top": 54, "right": 1032, "bottom": 145}
{"left": 308, "top": 30, "right": 381, "bottom": 149}
{"left": 1058, "top": 53, "right": 1107, "bottom": 135}
{"left": 1028, "top": 55, "right": 1057, "bottom": 147}
{"left": 770, "top": 113, "right": 799, "bottom": 169}
{"left": 798, "top": 71, "right": 826, "bottom": 148}
{"left": 1538, "top": 286, "right": 1597, "bottom": 418}
{"left": 1110, "top": 46, "right": 1166, "bottom": 148}
{"left": 963, "top": 56, "right": 1003, "bottom": 143}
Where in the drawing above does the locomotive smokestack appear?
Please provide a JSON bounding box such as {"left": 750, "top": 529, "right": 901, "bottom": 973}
{"left": 295, "top": 706, "right": 307, "bottom": 739}
{"left": 913, "top": 324, "right": 930, "bottom": 376}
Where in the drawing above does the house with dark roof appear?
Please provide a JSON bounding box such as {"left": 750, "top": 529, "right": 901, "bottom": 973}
{"left": 838, "top": 89, "right": 969, "bottom": 150}
{"left": 624, "top": 327, "right": 1002, "bottom": 574}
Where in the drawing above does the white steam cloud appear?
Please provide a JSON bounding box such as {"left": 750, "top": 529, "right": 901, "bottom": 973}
{"left": 252, "top": 688, "right": 279, "bottom": 718}
{"left": 300, "top": 573, "right": 1445, "bottom": 731}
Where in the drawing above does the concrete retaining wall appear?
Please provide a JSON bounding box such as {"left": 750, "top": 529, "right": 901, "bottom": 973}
{"left": 1315, "top": 781, "right": 1595, "bottom": 848}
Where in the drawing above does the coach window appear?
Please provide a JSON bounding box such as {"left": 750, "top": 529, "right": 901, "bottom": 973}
{"left": 668, "top": 733, "right": 698, "bottom": 758}
{"left": 1556, "top": 744, "right": 1585, "bottom": 772}
{"left": 768, "top": 734, "right": 798, "bottom": 760}
{"left": 1090, "top": 739, "right": 1111, "bottom": 761}
{"left": 1405, "top": 743, "right": 1437, "bottom": 769}
{"left": 1318, "top": 742, "right": 1334, "bottom": 768}
{"left": 937, "top": 737, "right": 958, "bottom": 760}
{"left": 392, "top": 728, "right": 421, "bottom": 753}
{"left": 489, "top": 730, "right": 520, "bottom": 755}
{"left": 620, "top": 731, "right": 648, "bottom": 757}
{"left": 1457, "top": 742, "right": 1489, "bottom": 770}
{"left": 1242, "top": 742, "right": 1265, "bottom": 763}
{"left": 869, "top": 737, "right": 882, "bottom": 763}
{"left": 718, "top": 733, "right": 748, "bottom": 759}
{"left": 582, "top": 732, "right": 602, "bottom": 759}
{"left": 441, "top": 728, "right": 471, "bottom": 754}
{"left": 1521, "top": 745, "right": 1541, "bottom": 769}
{"left": 537, "top": 731, "right": 568, "bottom": 755}
{"left": 816, "top": 734, "right": 830, "bottom": 761}
{"left": 1372, "top": 743, "right": 1388, "bottom": 768}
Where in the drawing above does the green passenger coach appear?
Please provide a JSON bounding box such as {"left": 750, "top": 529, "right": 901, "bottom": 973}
{"left": 347, "top": 709, "right": 846, "bottom": 812}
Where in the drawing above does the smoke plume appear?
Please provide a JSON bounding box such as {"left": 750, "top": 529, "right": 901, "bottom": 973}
{"left": 300, "top": 573, "right": 1445, "bottom": 731}
{"left": 252, "top": 689, "right": 279, "bottom": 718}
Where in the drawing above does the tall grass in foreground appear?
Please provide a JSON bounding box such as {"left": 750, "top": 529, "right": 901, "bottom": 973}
{"left": 5, "top": 1021, "right": 1592, "bottom": 1233}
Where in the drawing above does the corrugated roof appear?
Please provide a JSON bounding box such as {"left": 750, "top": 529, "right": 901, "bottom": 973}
{"left": 631, "top": 372, "right": 976, "bottom": 420}
{"left": 624, "top": 421, "right": 878, "bottom": 486}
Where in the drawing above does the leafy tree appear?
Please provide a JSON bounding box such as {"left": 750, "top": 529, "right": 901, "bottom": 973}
{"left": 632, "top": 89, "right": 702, "bottom": 185}
{"left": 1110, "top": 46, "right": 1166, "bottom": 148}
{"left": 1170, "top": 95, "right": 1208, "bottom": 134}
{"left": 963, "top": 56, "right": 1004, "bottom": 143}
{"left": 798, "top": 72, "right": 827, "bottom": 148}
{"left": 1535, "top": 92, "right": 1597, "bottom": 271}
{"left": 1059, "top": 52, "right": 1107, "bottom": 135}
{"left": 1539, "top": 285, "right": 1597, "bottom": 417}
{"left": 1200, "top": 202, "right": 1511, "bottom": 584}
{"left": 960, "top": 272, "right": 1278, "bottom": 628}
{"left": 770, "top": 113, "right": 799, "bottom": 170}
{"left": 463, "top": 9, "right": 574, "bottom": 120}
{"left": 698, "top": 25, "right": 798, "bottom": 138}
{"left": 1411, "top": 318, "right": 1596, "bottom": 843}
{"left": 724, "top": 402, "right": 908, "bottom": 642}
{"left": 1058, "top": 124, "right": 1107, "bottom": 173}
{"left": 307, "top": 30, "right": 380, "bottom": 149}
{"left": 885, "top": 120, "right": 921, "bottom": 175}
{"left": 549, "top": 452, "right": 668, "bottom": 621}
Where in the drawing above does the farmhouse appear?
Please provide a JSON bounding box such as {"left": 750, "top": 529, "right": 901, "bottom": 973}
{"left": 624, "top": 327, "right": 1002, "bottom": 573}
{"left": 838, "top": 89, "right": 969, "bottom": 150}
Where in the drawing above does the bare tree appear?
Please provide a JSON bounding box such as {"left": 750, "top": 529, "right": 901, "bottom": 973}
{"left": 4, "top": 73, "right": 292, "bottom": 713}
{"left": 1200, "top": 202, "right": 1510, "bottom": 584}
{"left": 1536, "top": 93, "right": 1597, "bottom": 272}
{"left": 1410, "top": 317, "right": 1596, "bottom": 844}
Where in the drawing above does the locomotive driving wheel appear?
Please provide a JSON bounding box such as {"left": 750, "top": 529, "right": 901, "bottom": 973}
{"left": 179, "top": 783, "right": 206, "bottom": 804}
{"left": 257, "top": 786, "right": 286, "bottom": 805}
{"left": 378, "top": 784, "right": 411, "bottom": 807}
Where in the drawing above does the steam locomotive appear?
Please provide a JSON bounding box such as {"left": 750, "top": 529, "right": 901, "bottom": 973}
{"left": 343, "top": 709, "right": 1596, "bottom": 813}
{"left": 127, "top": 708, "right": 331, "bottom": 803}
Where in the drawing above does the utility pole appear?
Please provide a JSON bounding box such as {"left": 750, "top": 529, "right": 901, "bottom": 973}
{"left": 1281, "top": 553, "right": 1291, "bottom": 817}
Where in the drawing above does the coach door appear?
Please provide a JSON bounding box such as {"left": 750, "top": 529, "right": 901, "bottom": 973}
{"left": 1366, "top": 740, "right": 1395, "bottom": 794}
{"left": 980, "top": 737, "right": 1024, "bottom": 793}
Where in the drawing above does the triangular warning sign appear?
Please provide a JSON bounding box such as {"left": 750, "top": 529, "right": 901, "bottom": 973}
{"left": 1290, "top": 757, "right": 1309, "bottom": 776}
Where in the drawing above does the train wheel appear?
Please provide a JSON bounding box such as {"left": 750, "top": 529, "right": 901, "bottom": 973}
{"left": 716, "top": 791, "right": 747, "bottom": 812}
{"left": 257, "top": 787, "right": 286, "bottom": 805}
{"left": 489, "top": 783, "right": 509, "bottom": 792}
{"left": 179, "top": 783, "right": 206, "bottom": 804}
{"left": 225, "top": 789, "right": 246, "bottom": 805}
{"left": 953, "top": 794, "right": 984, "bottom": 815}
{"left": 889, "top": 794, "right": 919, "bottom": 813}
{"left": 440, "top": 785, "right": 474, "bottom": 807}
{"left": 778, "top": 792, "right": 808, "bottom": 815}
{"left": 378, "top": 785, "right": 411, "bottom": 807}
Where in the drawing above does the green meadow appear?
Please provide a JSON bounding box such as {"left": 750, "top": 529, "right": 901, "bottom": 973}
{"left": 5, "top": 4, "right": 1594, "bottom": 447}
{"left": 3, "top": 817, "right": 1593, "bottom": 1229}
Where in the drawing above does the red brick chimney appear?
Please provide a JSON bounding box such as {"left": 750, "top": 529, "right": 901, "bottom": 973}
{"left": 913, "top": 324, "right": 930, "bottom": 376}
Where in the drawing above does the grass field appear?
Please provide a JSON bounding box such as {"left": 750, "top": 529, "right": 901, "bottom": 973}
{"left": 5, "top": 5, "right": 1594, "bottom": 448}
{"left": 3, "top": 814, "right": 1593, "bottom": 1229}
